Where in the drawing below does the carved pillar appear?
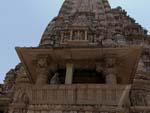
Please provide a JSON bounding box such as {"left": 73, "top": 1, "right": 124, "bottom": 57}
{"left": 104, "top": 58, "right": 117, "bottom": 85}
{"left": 36, "top": 56, "right": 49, "bottom": 85}
{"left": 85, "top": 31, "right": 88, "bottom": 40}
{"left": 70, "top": 30, "right": 73, "bottom": 40}
{"left": 77, "top": 31, "right": 80, "bottom": 40}
{"left": 65, "top": 63, "right": 74, "bottom": 84}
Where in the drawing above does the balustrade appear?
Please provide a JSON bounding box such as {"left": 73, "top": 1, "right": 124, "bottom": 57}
{"left": 27, "top": 84, "right": 128, "bottom": 106}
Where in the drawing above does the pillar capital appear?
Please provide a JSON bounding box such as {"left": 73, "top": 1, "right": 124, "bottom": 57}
{"left": 104, "top": 57, "right": 116, "bottom": 68}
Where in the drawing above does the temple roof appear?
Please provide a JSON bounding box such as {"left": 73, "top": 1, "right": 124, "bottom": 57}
{"left": 40, "top": 0, "right": 115, "bottom": 47}
{"left": 40, "top": 0, "right": 147, "bottom": 47}
{"left": 58, "top": 0, "right": 111, "bottom": 18}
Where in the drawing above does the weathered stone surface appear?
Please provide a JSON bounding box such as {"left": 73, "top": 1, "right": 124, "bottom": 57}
{"left": 0, "top": 0, "right": 150, "bottom": 113}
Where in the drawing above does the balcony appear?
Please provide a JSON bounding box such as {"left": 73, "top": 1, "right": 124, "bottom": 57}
{"left": 26, "top": 84, "right": 130, "bottom": 106}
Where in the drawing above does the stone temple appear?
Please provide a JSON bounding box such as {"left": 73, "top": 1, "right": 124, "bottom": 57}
{"left": 0, "top": 0, "right": 150, "bottom": 113}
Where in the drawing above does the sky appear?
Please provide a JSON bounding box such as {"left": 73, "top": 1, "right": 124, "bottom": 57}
{"left": 0, "top": 0, "right": 150, "bottom": 83}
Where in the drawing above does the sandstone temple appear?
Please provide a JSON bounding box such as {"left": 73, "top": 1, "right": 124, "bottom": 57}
{"left": 0, "top": 0, "right": 150, "bottom": 113}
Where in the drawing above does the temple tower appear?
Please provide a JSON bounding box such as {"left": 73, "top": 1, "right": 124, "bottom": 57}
{"left": 40, "top": 0, "right": 115, "bottom": 47}
{"left": 1, "top": 0, "right": 150, "bottom": 113}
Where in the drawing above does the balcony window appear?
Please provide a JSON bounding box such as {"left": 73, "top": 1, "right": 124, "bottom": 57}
{"left": 73, "top": 68, "right": 105, "bottom": 84}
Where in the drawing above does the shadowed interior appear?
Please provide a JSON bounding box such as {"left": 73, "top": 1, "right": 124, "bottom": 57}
{"left": 73, "top": 69, "right": 105, "bottom": 84}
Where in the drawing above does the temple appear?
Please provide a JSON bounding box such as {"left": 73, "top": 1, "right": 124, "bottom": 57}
{"left": 0, "top": 0, "right": 150, "bottom": 113}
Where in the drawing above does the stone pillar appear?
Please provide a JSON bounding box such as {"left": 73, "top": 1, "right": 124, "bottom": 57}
{"left": 77, "top": 31, "right": 80, "bottom": 40}
{"left": 36, "top": 69, "right": 49, "bottom": 85}
{"left": 36, "top": 56, "right": 49, "bottom": 85}
{"left": 105, "top": 58, "right": 117, "bottom": 85}
{"left": 85, "top": 31, "right": 88, "bottom": 40}
{"left": 105, "top": 68, "right": 117, "bottom": 84}
{"left": 70, "top": 30, "right": 73, "bottom": 40}
{"left": 65, "top": 63, "right": 74, "bottom": 84}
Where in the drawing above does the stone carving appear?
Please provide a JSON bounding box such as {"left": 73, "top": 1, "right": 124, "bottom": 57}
{"left": 113, "top": 34, "right": 126, "bottom": 47}
{"left": 50, "top": 73, "right": 60, "bottom": 84}
{"left": 130, "top": 90, "right": 147, "bottom": 106}
{"left": 135, "top": 59, "right": 146, "bottom": 80}
{"left": 96, "top": 63, "right": 104, "bottom": 73}
{"left": 10, "top": 89, "right": 29, "bottom": 113}
{"left": 37, "top": 56, "right": 48, "bottom": 68}
{"left": 1, "top": 0, "right": 150, "bottom": 113}
{"left": 102, "top": 39, "right": 116, "bottom": 47}
{"left": 36, "top": 55, "right": 49, "bottom": 85}
{"left": 13, "top": 89, "right": 29, "bottom": 105}
{"left": 104, "top": 68, "right": 117, "bottom": 84}
{"left": 15, "top": 64, "right": 30, "bottom": 84}
{"left": 104, "top": 58, "right": 117, "bottom": 84}
{"left": 105, "top": 58, "right": 116, "bottom": 68}
{"left": 3, "top": 69, "right": 16, "bottom": 93}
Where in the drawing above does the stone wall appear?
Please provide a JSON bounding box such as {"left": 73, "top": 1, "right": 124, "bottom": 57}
{"left": 8, "top": 84, "right": 130, "bottom": 113}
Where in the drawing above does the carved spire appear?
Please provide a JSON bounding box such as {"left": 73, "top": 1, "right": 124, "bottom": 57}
{"left": 40, "top": 0, "right": 147, "bottom": 48}
{"left": 58, "top": 0, "right": 111, "bottom": 19}
{"left": 40, "top": 0, "right": 115, "bottom": 47}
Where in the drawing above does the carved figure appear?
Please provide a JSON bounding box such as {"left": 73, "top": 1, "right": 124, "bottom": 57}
{"left": 50, "top": 73, "right": 60, "bottom": 84}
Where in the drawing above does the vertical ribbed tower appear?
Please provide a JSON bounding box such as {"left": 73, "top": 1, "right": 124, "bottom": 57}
{"left": 1, "top": 0, "right": 149, "bottom": 113}
{"left": 40, "top": 0, "right": 115, "bottom": 47}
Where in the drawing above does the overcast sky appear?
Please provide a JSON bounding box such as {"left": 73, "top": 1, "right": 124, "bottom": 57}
{"left": 0, "top": 0, "right": 150, "bottom": 83}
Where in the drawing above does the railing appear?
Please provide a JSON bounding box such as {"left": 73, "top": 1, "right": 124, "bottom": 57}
{"left": 27, "top": 84, "right": 129, "bottom": 106}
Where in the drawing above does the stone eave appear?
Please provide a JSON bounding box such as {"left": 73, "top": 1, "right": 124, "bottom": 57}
{"left": 16, "top": 46, "right": 142, "bottom": 84}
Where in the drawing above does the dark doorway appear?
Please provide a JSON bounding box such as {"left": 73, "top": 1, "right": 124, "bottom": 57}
{"left": 73, "top": 69, "right": 105, "bottom": 84}
{"left": 57, "top": 69, "right": 66, "bottom": 84}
